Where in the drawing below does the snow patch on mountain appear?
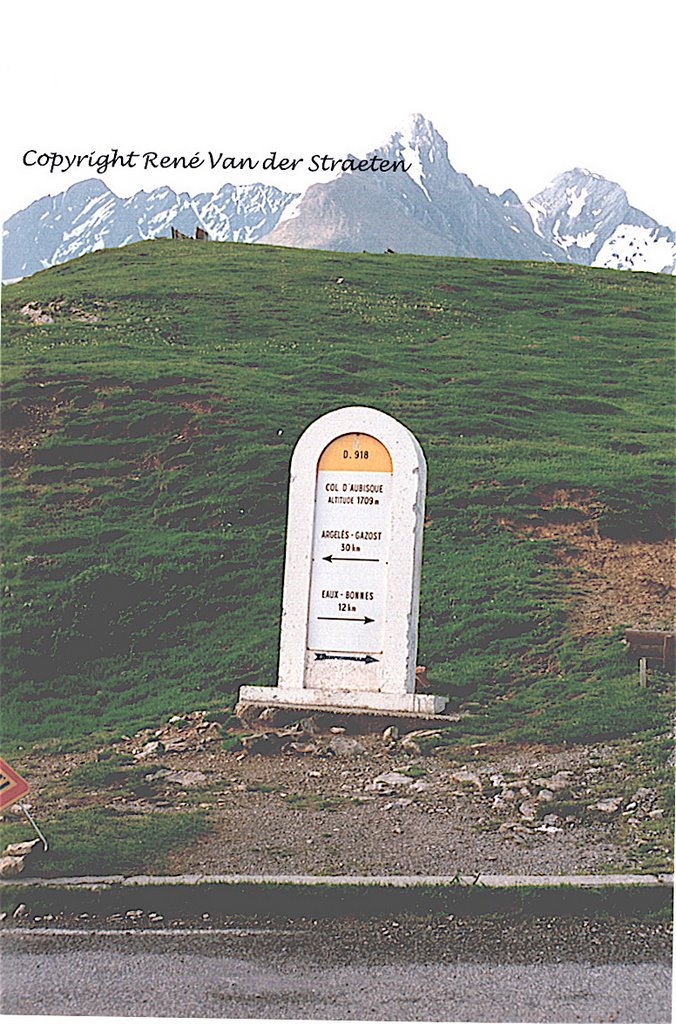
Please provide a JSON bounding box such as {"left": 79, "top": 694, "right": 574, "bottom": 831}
{"left": 566, "top": 186, "right": 588, "bottom": 219}
{"left": 594, "top": 225, "right": 676, "bottom": 273}
{"left": 3, "top": 180, "right": 299, "bottom": 280}
{"left": 399, "top": 140, "right": 430, "bottom": 200}
{"left": 262, "top": 113, "right": 569, "bottom": 263}
{"left": 4, "top": 118, "right": 675, "bottom": 279}
{"left": 527, "top": 199, "right": 546, "bottom": 238}
{"left": 527, "top": 168, "right": 675, "bottom": 273}
{"left": 567, "top": 230, "right": 596, "bottom": 249}
{"left": 275, "top": 194, "right": 304, "bottom": 226}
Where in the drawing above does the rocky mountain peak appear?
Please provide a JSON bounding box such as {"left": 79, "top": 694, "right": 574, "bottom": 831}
{"left": 531, "top": 168, "right": 630, "bottom": 220}
{"left": 389, "top": 112, "right": 447, "bottom": 152}
{"left": 372, "top": 113, "right": 455, "bottom": 197}
{"left": 499, "top": 188, "right": 522, "bottom": 208}
{"left": 526, "top": 168, "right": 675, "bottom": 272}
{"left": 4, "top": 116, "right": 675, "bottom": 279}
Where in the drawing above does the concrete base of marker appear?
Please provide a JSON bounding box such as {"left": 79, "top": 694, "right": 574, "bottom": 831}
{"left": 237, "top": 685, "right": 447, "bottom": 715}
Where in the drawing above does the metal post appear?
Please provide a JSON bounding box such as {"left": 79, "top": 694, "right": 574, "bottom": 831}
{"left": 18, "top": 800, "right": 48, "bottom": 851}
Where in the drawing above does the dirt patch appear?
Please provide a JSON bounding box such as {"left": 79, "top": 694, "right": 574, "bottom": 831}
{"left": 20, "top": 300, "right": 104, "bottom": 324}
{"left": 500, "top": 488, "right": 674, "bottom": 636}
{"left": 1, "top": 387, "right": 80, "bottom": 477}
{"left": 7, "top": 722, "right": 672, "bottom": 878}
{"left": 1, "top": 376, "right": 231, "bottom": 483}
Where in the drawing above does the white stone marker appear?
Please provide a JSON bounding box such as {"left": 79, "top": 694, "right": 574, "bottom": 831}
{"left": 238, "top": 406, "right": 447, "bottom": 715}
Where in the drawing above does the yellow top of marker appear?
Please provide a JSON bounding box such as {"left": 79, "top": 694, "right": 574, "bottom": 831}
{"left": 318, "top": 433, "right": 392, "bottom": 473}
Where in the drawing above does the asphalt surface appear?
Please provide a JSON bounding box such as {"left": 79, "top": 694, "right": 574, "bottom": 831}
{"left": 1, "top": 916, "right": 672, "bottom": 1022}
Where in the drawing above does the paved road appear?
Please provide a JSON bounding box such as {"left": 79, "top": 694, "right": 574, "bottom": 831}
{"left": 1, "top": 917, "right": 671, "bottom": 1022}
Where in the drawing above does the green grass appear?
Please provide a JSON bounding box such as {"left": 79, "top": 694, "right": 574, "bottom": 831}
{"left": 0, "top": 807, "right": 208, "bottom": 876}
{"left": 284, "top": 793, "right": 350, "bottom": 811}
{"left": 63, "top": 754, "right": 169, "bottom": 797}
{"left": 1, "top": 240, "right": 674, "bottom": 748}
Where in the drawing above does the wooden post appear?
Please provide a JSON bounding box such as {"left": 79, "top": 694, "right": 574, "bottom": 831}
{"left": 624, "top": 630, "right": 674, "bottom": 687}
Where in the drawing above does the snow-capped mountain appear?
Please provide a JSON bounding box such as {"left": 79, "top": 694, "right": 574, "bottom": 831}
{"left": 262, "top": 115, "right": 565, "bottom": 263}
{"left": 2, "top": 180, "right": 299, "bottom": 280}
{"left": 4, "top": 115, "right": 674, "bottom": 279}
{"left": 527, "top": 169, "right": 676, "bottom": 274}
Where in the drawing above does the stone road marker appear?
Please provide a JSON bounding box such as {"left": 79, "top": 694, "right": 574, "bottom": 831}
{"left": 239, "top": 406, "right": 447, "bottom": 714}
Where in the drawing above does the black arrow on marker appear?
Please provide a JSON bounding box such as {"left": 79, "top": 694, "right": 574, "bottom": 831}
{"left": 315, "top": 653, "right": 379, "bottom": 664}
{"left": 322, "top": 554, "right": 380, "bottom": 563}
{"left": 318, "top": 615, "right": 375, "bottom": 624}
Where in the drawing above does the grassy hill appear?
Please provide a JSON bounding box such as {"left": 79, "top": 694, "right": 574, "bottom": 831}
{"left": 1, "top": 240, "right": 673, "bottom": 749}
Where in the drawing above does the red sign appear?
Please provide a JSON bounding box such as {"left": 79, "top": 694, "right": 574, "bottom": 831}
{"left": 0, "top": 757, "right": 30, "bottom": 812}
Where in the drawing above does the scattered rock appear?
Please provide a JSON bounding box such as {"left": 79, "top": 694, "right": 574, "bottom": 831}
{"left": 153, "top": 738, "right": 185, "bottom": 753}
{"left": 286, "top": 741, "right": 318, "bottom": 754}
{"left": 498, "top": 821, "right": 532, "bottom": 837}
{"left": 146, "top": 769, "right": 207, "bottom": 787}
{"left": 533, "top": 771, "right": 572, "bottom": 792}
{"left": 2, "top": 839, "right": 41, "bottom": 858}
{"left": 137, "top": 710, "right": 222, "bottom": 754}
{"left": 7, "top": 802, "right": 30, "bottom": 816}
{"left": 256, "top": 707, "right": 279, "bottom": 722}
{"left": 630, "top": 787, "right": 658, "bottom": 812}
{"left": 590, "top": 798, "right": 622, "bottom": 815}
{"left": 0, "top": 836, "right": 42, "bottom": 880}
{"left": 448, "top": 770, "right": 482, "bottom": 792}
{"left": 327, "top": 735, "right": 366, "bottom": 756}
{"left": 20, "top": 303, "right": 53, "bottom": 324}
{"left": 400, "top": 730, "right": 443, "bottom": 754}
{"left": 241, "top": 732, "right": 286, "bottom": 755}
{"left": 0, "top": 856, "right": 25, "bottom": 878}
{"left": 366, "top": 771, "right": 414, "bottom": 793}
{"left": 240, "top": 727, "right": 318, "bottom": 755}
{"left": 20, "top": 300, "right": 101, "bottom": 324}
{"left": 518, "top": 800, "right": 539, "bottom": 821}
{"left": 409, "top": 779, "right": 434, "bottom": 793}
{"left": 134, "top": 741, "right": 164, "bottom": 760}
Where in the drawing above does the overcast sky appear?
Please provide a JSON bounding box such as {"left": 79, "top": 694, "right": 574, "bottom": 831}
{"left": 2, "top": 0, "right": 675, "bottom": 226}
